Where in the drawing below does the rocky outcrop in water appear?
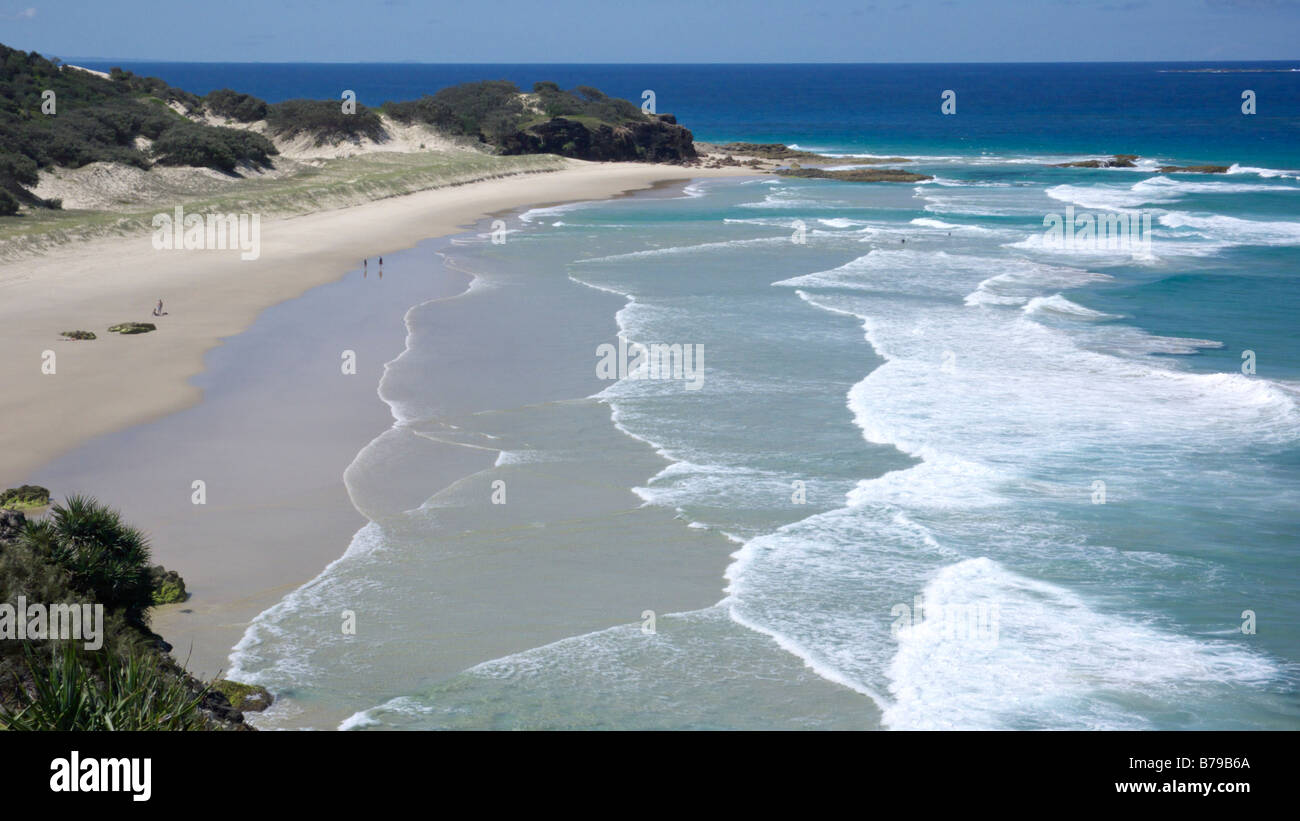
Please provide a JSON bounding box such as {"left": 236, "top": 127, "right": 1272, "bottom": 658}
{"left": 1052, "top": 154, "right": 1138, "bottom": 168}
{"left": 1158, "top": 165, "right": 1229, "bottom": 174}
{"left": 776, "top": 167, "right": 932, "bottom": 183}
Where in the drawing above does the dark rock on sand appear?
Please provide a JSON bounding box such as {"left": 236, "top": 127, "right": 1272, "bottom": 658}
{"left": 211, "top": 679, "right": 274, "bottom": 713}
{"left": 107, "top": 322, "right": 157, "bottom": 334}
{"left": 0, "top": 484, "right": 49, "bottom": 510}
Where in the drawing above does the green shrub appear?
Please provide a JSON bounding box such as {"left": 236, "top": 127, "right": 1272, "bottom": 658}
{"left": 383, "top": 80, "right": 524, "bottom": 139}
{"left": 151, "top": 122, "right": 276, "bottom": 172}
{"left": 60, "top": 330, "right": 95, "bottom": 340}
{"left": 0, "top": 188, "right": 17, "bottom": 216}
{"left": 19, "top": 496, "right": 154, "bottom": 623}
{"left": 382, "top": 80, "right": 650, "bottom": 152}
{"left": 266, "top": 98, "right": 386, "bottom": 145}
{"left": 0, "top": 42, "right": 276, "bottom": 204}
{"left": 204, "top": 88, "right": 269, "bottom": 122}
{"left": 0, "top": 643, "right": 209, "bottom": 731}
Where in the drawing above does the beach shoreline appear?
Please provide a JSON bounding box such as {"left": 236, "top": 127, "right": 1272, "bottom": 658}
{"left": 7, "top": 161, "right": 759, "bottom": 703}
{"left": 0, "top": 160, "right": 758, "bottom": 489}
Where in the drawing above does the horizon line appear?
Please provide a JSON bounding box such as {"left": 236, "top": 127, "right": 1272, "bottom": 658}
{"left": 58, "top": 58, "right": 1300, "bottom": 66}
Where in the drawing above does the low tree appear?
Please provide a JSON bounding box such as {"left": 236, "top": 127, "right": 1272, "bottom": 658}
{"left": 20, "top": 496, "right": 154, "bottom": 625}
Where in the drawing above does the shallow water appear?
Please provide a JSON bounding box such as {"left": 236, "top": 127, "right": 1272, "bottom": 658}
{"left": 221, "top": 160, "right": 1300, "bottom": 730}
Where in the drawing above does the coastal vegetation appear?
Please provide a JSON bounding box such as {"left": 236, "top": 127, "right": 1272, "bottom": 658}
{"left": 21, "top": 495, "right": 155, "bottom": 625}
{"left": 0, "top": 498, "right": 256, "bottom": 730}
{"left": 2, "top": 643, "right": 211, "bottom": 731}
{"left": 1, "top": 41, "right": 697, "bottom": 219}
{"left": 266, "top": 98, "right": 386, "bottom": 145}
{"left": 203, "top": 88, "right": 269, "bottom": 123}
{"left": 0, "top": 44, "right": 278, "bottom": 209}
{"left": 383, "top": 80, "right": 697, "bottom": 162}
{"left": 1, "top": 41, "right": 697, "bottom": 257}
{"left": 0, "top": 150, "right": 564, "bottom": 258}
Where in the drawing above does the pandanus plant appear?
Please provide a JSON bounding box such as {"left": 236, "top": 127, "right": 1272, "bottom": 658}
{"left": 20, "top": 496, "right": 154, "bottom": 625}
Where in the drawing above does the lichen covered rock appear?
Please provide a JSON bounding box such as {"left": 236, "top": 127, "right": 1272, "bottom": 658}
{"left": 149, "top": 564, "right": 188, "bottom": 604}
{"left": 0, "top": 484, "right": 50, "bottom": 510}
{"left": 211, "top": 679, "right": 274, "bottom": 712}
{"left": 108, "top": 322, "right": 157, "bottom": 334}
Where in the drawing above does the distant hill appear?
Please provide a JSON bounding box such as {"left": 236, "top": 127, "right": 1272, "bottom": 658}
{"left": 0, "top": 43, "right": 698, "bottom": 216}
{"left": 0, "top": 44, "right": 278, "bottom": 214}
{"left": 382, "top": 80, "right": 697, "bottom": 163}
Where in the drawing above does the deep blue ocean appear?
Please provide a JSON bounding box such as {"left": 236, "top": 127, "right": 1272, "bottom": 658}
{"left": 76, "top": 61, "right": 1300, "bottom": 728}
{"left": 80, "top": 61, "right": 1300, "bottom": 167}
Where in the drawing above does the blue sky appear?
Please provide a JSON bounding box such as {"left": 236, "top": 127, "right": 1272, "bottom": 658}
{"left": 3, "top": 0, "right": 1297, "bottom": 62}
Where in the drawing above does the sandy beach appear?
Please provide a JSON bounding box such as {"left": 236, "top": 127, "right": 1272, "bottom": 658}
{"left": 2, "top": 160, "right": 756, "bottom": 700}
{"left": 0, "top": 161, "right": 752, "bottom": 488}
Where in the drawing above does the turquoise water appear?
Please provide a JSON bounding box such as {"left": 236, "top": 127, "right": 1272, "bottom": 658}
{"left": 228, "top": 158, "right": 1300, "bottom": 730}
{"left": 160, "top": 61, "right": 1300, "bottom": 729}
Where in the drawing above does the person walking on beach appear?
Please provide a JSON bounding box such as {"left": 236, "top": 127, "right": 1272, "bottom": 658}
{"left": 153, "top": 299, "right": 164, "bottom": 317}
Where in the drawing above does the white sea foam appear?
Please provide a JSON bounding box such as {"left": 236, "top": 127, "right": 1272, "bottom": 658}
{"left": 1022, "top": 294, "right": 1118, "bottom": 320}
{"left": 1047, "top": 176, "right": 1300, "bottom": 211}
{"left": 1159, "top": 212, "right": 1300, "bottom": 246}
{"left": 909, "top": 217, "right": 996, "bottom": 233}
{"left": 1227, "top": 163, "right": 1300, "bottom": 180}
{"left": 738, "top": 284, "right": 1292, "bottom": 725}
{"left": 574, "top": 236, "right": 788, "bottom": 264}
{"left": 518, "top": 201, "right": 597, "bottom": 223}
{"left": 883, "top": 557, "right": 1277, "bottom": 730}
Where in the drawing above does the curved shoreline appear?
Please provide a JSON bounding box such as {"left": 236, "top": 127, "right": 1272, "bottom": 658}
{"left": 18, "top": 167, "right": 758, "bottom": 698}
{"left": 210, "top": 183, "right": 746, "bottom": 727}
{"left": 0, "top": 161, "right": 758, "bottom": 489}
